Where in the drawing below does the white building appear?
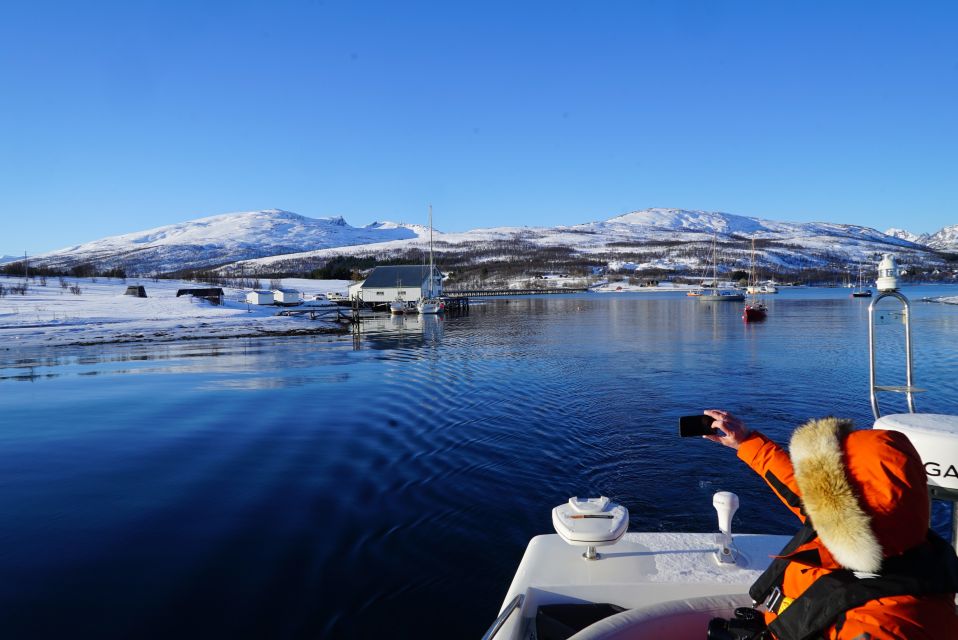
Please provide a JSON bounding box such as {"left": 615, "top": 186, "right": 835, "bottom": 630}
{"left": 348, "top": 265, "right": 443, "bottom": 303}
{"left": 272, "top": 288, "right": 301, "bottom": 305}
{"left": 246, "top": 290, "right": 273, "bottom": 305}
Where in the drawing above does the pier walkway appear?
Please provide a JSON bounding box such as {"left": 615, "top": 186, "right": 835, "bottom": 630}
{"left": 444, "top": 287, "right": 587, "bottom": 298}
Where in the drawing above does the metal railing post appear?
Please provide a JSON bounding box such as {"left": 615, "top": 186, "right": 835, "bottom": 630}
{"left": 868, "top": 291, "right": 919, "bottom": 420}
{"left": 481, "top": 594, "right": 525, "bottom": 640}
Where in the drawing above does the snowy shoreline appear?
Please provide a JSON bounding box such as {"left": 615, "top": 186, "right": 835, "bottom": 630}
{"left": 0, "top": 276, "right": 352, "bottom": 350}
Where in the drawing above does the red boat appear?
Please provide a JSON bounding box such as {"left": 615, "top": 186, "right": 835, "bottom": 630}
{"left": 743, "top": 303, "right": 767, "bottom": 322}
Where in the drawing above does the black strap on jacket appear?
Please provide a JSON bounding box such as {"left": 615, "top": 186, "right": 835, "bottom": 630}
{"left": 748, "top": 521, "right": 818, "bottom": 605}
{"left": 754, "top": 530, "right": 958, "bottom": 640}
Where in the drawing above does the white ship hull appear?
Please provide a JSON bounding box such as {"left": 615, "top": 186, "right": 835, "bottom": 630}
{"left": 488, "top": 532, "right": 788, "bottom": 640}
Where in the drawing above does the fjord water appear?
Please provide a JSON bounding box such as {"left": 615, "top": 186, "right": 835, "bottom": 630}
{"left": 2, "top": 286, "right": 957, "bottom": 638}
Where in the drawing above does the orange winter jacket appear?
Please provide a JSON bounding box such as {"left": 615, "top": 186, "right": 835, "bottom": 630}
{"left": 737, "top": 428, "right": 958, "bottom": 640}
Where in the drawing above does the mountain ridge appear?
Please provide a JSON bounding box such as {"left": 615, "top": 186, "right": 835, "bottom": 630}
{"left": 18, "top": 207, "right": 956, "bottom": 277}
{"left": 27, "top": 209, "right": 422, "bottom": 274}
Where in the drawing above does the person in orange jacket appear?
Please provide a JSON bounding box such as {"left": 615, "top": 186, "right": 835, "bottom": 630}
{"left": 703, "top": 409, "right": 958, "bottom": 640}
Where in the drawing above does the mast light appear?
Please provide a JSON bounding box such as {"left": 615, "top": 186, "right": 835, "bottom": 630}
{"left": 877, "top": 254, "right": 899, "bottom": 292}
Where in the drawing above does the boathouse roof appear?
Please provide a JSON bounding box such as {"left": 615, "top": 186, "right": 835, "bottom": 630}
{"left": 361, "top": 265, "right": 441, "bottom": 288}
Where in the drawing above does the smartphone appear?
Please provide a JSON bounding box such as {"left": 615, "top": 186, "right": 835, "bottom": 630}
{"left": 679, "top": 414, "right": 718, "bottom": 437}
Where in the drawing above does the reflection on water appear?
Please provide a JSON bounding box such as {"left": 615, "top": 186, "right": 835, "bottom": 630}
{"left": 357, "top": 312, "right": 446, "bottom": 350}
{"left": 0, "top": 287, "right": 957, "bottom": 638}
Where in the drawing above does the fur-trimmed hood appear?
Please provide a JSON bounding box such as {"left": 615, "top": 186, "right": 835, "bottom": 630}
{"left": 790, "top": 417, "right": 929, "bottom": 573}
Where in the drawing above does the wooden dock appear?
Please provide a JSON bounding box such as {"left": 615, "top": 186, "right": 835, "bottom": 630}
{"left": 275, "top": 306, "right": 363, "bottom": 323}
{"left": 329, "top": 296, "right": 470, "bottom": 315}
{"left": 444, "top": 287, "right": 587, "bottom": 298}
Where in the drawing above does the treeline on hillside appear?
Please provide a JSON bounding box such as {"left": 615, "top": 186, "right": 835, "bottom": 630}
{"left": 1, "top": 261, "right": 128, "bottom": 280}
{"left": 211, "top": 238, "right": 954, "bottom": 288}
{"left": 218, "top": 250, "right": 432, "bottom": 281}
{"left": 309, "top": 254, "right": 426, "bottom": 280}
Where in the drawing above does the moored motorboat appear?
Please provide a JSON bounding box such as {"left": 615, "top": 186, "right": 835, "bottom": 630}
{"left": 417, "top": 299, "right": 443, "bottom": 314}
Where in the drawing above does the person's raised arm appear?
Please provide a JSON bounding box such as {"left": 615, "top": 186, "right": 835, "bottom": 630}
{"left": 703, "top": 409, "right": 806, "bottom": 523}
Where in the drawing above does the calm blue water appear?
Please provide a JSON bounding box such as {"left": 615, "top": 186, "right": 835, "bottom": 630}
{"left": 1, "top": 286, "right": 957, "bottom": 638}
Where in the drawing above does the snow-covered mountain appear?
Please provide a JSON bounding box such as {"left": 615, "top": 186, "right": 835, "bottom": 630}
{"left": 885, "top": 228, "right": 922, "bottom": 244}
{"left": 0, "top": 255, "right": 23, "bottom": 265}
{"left": 229, "top": 207, "right": 932, "bottom": 274}
{"left": 884, "top": 225, "right": 958, "bottom": 251}
{"left": 29, "top": 209, "right": 421, "bottom": 273}
{"left": 24, "top": 207, "right": 952, "bottom": 276}
{"left": 920, "top": 224, "right": 958, "bottom": 251}
{"left": 580, "top": 208, "right": 912, "bottom": 247}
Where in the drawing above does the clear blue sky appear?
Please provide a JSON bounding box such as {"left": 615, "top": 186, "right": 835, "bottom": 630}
{"left": 2, "top": 0, "right": 956, "bottom": 255}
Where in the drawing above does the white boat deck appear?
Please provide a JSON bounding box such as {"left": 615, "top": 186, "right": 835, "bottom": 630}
{"left": 494, "top": 532, "right": 790, "bottom": 640}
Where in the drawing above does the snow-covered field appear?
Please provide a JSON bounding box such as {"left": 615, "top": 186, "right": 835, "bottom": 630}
{"left": 0, "top": 276, "right": 352, "bottom": 349}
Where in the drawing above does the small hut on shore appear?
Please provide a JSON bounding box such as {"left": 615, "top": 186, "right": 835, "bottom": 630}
{"left": 272, "top": 288, "right": 300, "bottom": 305}
{"left": 246, "top": 290, "right": 273, "bottom": 305}
{"left": 124, "top": 285, "right": 147, "bottom": 298}
{"left": 176, "top": 288, "right": 224, "bottom": 305}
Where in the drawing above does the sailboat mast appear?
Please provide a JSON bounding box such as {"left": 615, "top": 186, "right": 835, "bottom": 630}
{"left": 712, "top": 235, "right": 718, "bottom": 288}
{"left": 428, "top": 204, "right": 434, "bottom": 298}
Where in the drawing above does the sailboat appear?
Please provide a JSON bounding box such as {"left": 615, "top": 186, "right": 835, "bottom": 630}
{"left": 417, "top": 205, "right": 444, "bottom": 315}
{"left": 697, "top": 235, "right": 744, "bottom": 302}
{"left": 851, "top": 263, "right": 873, "bottom": 297}
{"left": 742, "top": 239, "right": 767, "bottom": 322}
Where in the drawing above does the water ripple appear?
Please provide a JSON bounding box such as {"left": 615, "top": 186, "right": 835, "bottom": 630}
{"left": 1, "top": 287, "right": 958, "bottom": 638}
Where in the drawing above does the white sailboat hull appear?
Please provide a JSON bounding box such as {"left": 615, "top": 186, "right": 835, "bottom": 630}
{"left": 417, "top": 301, "right": 442, "bottom": 314}
{"left": 697, "top": 290, "right": 745, "bottom": 302}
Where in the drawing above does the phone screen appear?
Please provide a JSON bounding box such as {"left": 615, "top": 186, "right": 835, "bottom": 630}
{"left": 679, "top": 414, "right": 717, "bottom": 437}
